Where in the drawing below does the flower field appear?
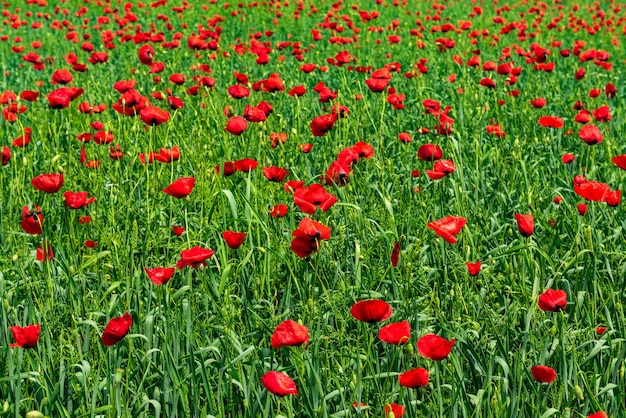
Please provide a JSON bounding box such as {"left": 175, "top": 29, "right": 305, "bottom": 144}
{"left": 1, "top": 0, "right": 625, "bottom": 417}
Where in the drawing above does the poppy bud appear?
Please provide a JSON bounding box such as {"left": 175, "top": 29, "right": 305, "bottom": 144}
{"left": 514, "top": 213, "right": 534, "bottom": 237}
{"left": 573, "top": 385, "right": 584, "bottom": 400}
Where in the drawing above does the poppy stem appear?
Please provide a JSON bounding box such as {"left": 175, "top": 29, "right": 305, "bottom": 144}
{"left": 434, "top": 361, "right": 444, "bottom": 418}
{"left": 559, "top": 311, "right": 568, "bottom": 400}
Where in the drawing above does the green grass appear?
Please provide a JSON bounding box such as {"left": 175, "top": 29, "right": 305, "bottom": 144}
{"left": 1, "top": 0, "right": 625, "bottom": 417}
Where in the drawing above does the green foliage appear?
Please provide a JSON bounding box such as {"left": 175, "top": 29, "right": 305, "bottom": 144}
{"left": 1, "top": 0, "right": 625, "bottom": 417}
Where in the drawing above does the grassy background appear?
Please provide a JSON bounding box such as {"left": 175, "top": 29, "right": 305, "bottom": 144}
{"left": 0, "top": 0, "right": 625, "bottom": 416}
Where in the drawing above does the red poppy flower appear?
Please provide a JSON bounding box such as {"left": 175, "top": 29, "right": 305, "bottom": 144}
{"left": 145, "top": 267, "right": 176, "bottom": 285}
{"left": 113, "top": 80, "right": 136, "bottom": 93}
{"left": 574, "top": 180, "right": 610, "bottom": 202}
{"left": 350, "top": 299, "right": 392, "bottom": 323}
{"left": 293, "top": 184, "right": 337, "bottom": 214}
{"left": 612, "top": 155, "right": 626, "bottom": 170}
{"left": 324, "top": 161, "right": 351, "bottom": 187}
{"left": 79, "top": 216, "right": 91, "bottom": 225}
{"left": 12, "top": 128, "right": 32, "bottom": 147}
{"left": 577, "top": 203, "right": 588, "bottom": 216}
{"left": 21, "top": 205, "right": 44, "bottom": 234}
{"left": 596, "top": 327, "right": 608, "bottom": 336}
{"left": 588, "top": 412, "right": 608, "bottom": 418}
{"left": 163, "top": 177, "right": 195, "bottom": 198}
{"left": 243, "top": 105, "right": 267, "bottom": 123}
{"left": 253, "top": 74, "right": 285, "bottom": 92}
{"left": 109, "top": 145, "right": 123, "bottom": 160}
{"left": 385, "top": 404, "right": 405, "bottom": 418}
{"left": 31, "top": 173, "right": 64, "bottom": 193}
{"left": 172, "top": 226, "right": 185, "bottom": 236}
{"left": 1, "top": 146, "right": 10, "bottom": 165}
{"left": 113, "top": 89, "right": 149, "bottom": 116}
{"left": 225, "top": 116, "right": 248, "bottom": 136}
{"left": 538, "top": 288, "right": 567, "bottom": 312}
{"left": 365, "top": 78, "right": 389, "bottom": 92}
{"left": 353, "top": 142, "right": 374, "bottom": 159}
{"left": 289, "top": 85, "right": 306, "bottom": 97}
{"left": 398, "top": 368, "right": 429, "bottom": 388}
{"left": 47, "top": 88, "right": 72, "bottom": 109}
{"left": 140, "top": 106, "right": 170, "bottom": 126}
{"left": 270, "top": 132, "right": 288, "bottom": 149}
{"left": 210, "top": 160, "right": 234, "bottom": 175}
{"left": 261, "top": 371, "right": 297, "bottom": 397}
{"left": 562, "top": 153, "right": 575, "bottom": 164}
{"left": 538, "top": 116, "right": 563, "bottom": 128}
{"left": 298, "top": 144, "right": 313, "bottom": 154}
{"left": 64, "top": 191, "right": 96, "bottom": 209}
{"left": 262, "top": 166, "right": 289, "bottom": 182}
{"left": 270, "top": 204, "right": 288, "bottom": 218}
{"left": 291, "top": 217, "right": 331, "bottom": 257}
{"left": 337, "top": 148, "right": 360, "bottom": 167}
{"left": 592, "top": 105, "right": 611, "bottom": 122}
{"left": 228, "top": 84, "right": 250, "bottom": 99}
{"left": 176, "top": 246, "right": 214, "bottom": 269}
{"left": 84, "top": 240, "right": 98, "bottom": 248}
{"left": 167, "top": 96, "right": 184, "bottom": 110}
{"left": 466, "top": 261, "right": 481, "bottom": 276}
{"left": 514, "top": 214, "right": 534, "bottom": 237}
{"left": 138, "top": 45, "right": 154, "bottom": 65}
{"left": 531, "top": 365, "right": 556, "bottom": 383}
{"left": 379, "top": 320, "right": 411, "bottom": 345}
{"left": 19, "top": 90, "right": 40, "bottom": 102}
{"left": 574, "top": 67, "right": 585, "bottom": 80}
{"left": 417, "top": 144, "right": 443, "bottom": 161}
{"left": 605, "top": 83, "right": 616, "bottom": 99}
{"left": 427, "top": 216, "right": 466, "bottom": 244}
{"left": 234, "top": 158, "right": 258, "bottom": 172}
{"left": 589, "top": 89, "right": 601, "bottom": 98}
{"left": 426, "top": 159, "right": 456, "bottom": 180}
{"left": 10, "top": 324, "right": 40, "bottom": 348}
{"left": 530, "top": 98, "right": 547, "bottom": 108}
{"left": 36, "top": 242, "right": 54, "bottom": 262}
{"left": 284, "top": 180, "right": 305, "bottom": 194}
{"left": 485, "top": 124, "right": 506, "bottom": 138}
{"left": 578, "top": 124, "right": 603, "bottom": 145}
{"left": 222, "top": 231, "right": 246, "bottom": 249}
{"left": 391, "top": 242, "right": 400, "bottom": 267}
{"left": 93, "top": 131, "right": 114, "bottom": 145}
{"left": 606, "top": 190, "right": 621, "bottom": 207}
{"left": 310, "top": 113, "right": 337, "bottom": 137}
{"left": 417, "top": 334, "right": 455, "bottom": 360}
{"left": 479, "top": 78, "right": 496, "bottom": 89}
{"left": 101, "top": 312, "right": 132, "bottom": 346}
{"left": 256, "top": 101, "right": 273, "bottom": 117}
{"left": 169, "top": 73, "right": 186, "bottom": 85}
{"left": 51, "top": 69, "right": 73, "bottom": 85}
{"left": 153, "top": 146, "right": 180, "bottom": 163}
{"left": 271, "top": 320, "right": 309, "bottom": 348}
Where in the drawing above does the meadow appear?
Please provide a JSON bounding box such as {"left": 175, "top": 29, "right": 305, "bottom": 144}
{"left": 0, "top": 0, "right": 625, "bottom": 417}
